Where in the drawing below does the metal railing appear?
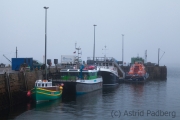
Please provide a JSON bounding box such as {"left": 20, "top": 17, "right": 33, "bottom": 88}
{"left": 111, "top": 58, "right": 125, "bottom": 78}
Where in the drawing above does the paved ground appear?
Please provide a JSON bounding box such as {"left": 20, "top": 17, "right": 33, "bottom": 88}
{"left": 0, "top": 66, "right": 59, "bottom": 74}
{"left": 0, "top": 67, "right": 18, "bottom": 74}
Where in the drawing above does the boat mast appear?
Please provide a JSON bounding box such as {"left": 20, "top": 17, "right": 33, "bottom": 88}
{"left": 75, "top": 43, "right": 81, "bottom": 68}
{"left": 102, "top": 45, "right": 108, "bottom": 66}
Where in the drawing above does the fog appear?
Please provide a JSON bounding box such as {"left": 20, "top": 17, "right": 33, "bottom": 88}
{"left": 1, "top": 0, "right": 180, "bottom": 67}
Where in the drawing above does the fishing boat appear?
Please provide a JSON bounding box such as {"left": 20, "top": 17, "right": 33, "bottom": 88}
{"left": 125, "top": 61, "right": 149, "bottom": 82}
{"left": 87, "top": 57, "right": 125, "bottom": 85}
{"left": 55, "top": 64, "right": 103, "bottom": 95}
{"left": 97, "top": 64, "right": 119, "bottom": 85}
{"left": 30, "top": 80, "right": 63, "bottom": 102}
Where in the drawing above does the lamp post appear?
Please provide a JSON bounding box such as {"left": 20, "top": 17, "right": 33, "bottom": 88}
{"left": 44, "top": 6, "right": 49, "bottom": 80}
{"left": 158, "top": 48, "right": 160, "bottom": 66}
{"left": 93, "top": 25, "right": 97, "bottom": 63}
{"left": 122, "top": 34, "right": 124, "bottom": 66}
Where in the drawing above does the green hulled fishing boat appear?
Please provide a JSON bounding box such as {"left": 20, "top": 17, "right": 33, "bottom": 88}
{"left": 57, "top": 65, "right": 103, "bottom": 95}
{"left": 30, "top": 80, "right": 63, "bottom": 102}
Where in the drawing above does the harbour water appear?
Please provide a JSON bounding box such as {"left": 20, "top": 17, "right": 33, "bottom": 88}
{"left": 2, "top": 66, "right": 180, "bottom": 120}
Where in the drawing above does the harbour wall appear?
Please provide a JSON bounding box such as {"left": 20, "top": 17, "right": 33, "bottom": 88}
{"left": 121, "top": 65, "right": 167, "bottom": 80}
{"left": 0, "top": 70, "right": 43, "bottom": 111}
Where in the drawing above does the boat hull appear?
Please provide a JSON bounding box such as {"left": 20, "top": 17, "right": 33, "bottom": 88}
{"left": 124, "top": 73, "right": 149, "bottom": 82}
{"left": 31, "top": 87, "right": 62, "bottom": 102}
{"left": 76, "top": 78, "right": 103, "bottom": 95}
{"left": 100, "top": 71, "right": 119, "bottom": 85}
{"left": 53, "top": 78, "right": 103, "bottom": 95}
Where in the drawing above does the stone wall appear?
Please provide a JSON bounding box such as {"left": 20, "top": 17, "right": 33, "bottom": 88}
{"left": 0, "top": 70, "right": 43, "bottom": 110}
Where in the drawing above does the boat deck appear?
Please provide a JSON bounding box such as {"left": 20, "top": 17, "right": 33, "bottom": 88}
{"left": 52, "top": 79, "right": 77, "bottom": 82}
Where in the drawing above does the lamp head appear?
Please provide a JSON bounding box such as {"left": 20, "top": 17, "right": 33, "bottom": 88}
{"left": 44, "top": 6, "right": 49, "bottom": 9}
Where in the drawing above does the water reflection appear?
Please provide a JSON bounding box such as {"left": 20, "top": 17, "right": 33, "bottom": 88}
{"left": 54, "top": 89, "right": 103, "bottom": 119}
{"left": 0, "top": 104, "right": 31, "bottom": 120}
{"left": 129, "top": 83, "right": 144, "bottom": 97}
{"left": 103, "top": 85, "right": 120, "bottom": 93}
{"left": 13, "top": 89, "right": 103, "bottom": 120}
{"left": 33, "top": 99, "right": 62, "bottom": 111}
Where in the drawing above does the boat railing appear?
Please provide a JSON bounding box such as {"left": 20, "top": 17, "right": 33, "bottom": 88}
{"left": 97, "top": 66, "right": 117, "bottom": 71}
{"left": 97, "top": 66, "right": 109, "bottom": 69}
{"left": 87, "top": 57, "right": 114, "bottom": 62}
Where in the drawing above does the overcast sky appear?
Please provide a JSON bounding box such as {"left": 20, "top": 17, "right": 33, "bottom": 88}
{"left": 0, "top": 0, "right": 180, "bottom": 67}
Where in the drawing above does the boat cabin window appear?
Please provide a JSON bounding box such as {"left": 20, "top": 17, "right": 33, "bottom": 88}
{"left": 92, "top": 72, "right": 97, "bottom": 76}
{"left": 96, "top": 63, "right": 99, "bottom": 66}
{"left": 61, "top": 72, "right": 68, "bottom": 76}
{"left": 61, "top": 72, "right": 79, "bottom": 80}
{"left": 35, "top": 82, "right": 52, "bottom": 87}
{"left": 88, "top": 72, "right": 97, "bottom": 77}
{"left": 69, "top": 72, "right": 79, "bottom": 76}
{"left": 97, "top": 63, "right": 102, "bottom": 66}
{"left": 82, "top": 72, "right": 89, "bottom": 79}
{"left": 106, "top": 63, "right": 108, "bottom": 66}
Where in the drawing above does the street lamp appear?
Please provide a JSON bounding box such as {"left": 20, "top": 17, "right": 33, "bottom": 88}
{"left": 44, "top": 6, "right": 49, "bottom": 80}
{"left": 122, "top": 34, "right": 124, "bottom": 66}
{"left": 93, "top": 24, "right": 97, "bottom": 63}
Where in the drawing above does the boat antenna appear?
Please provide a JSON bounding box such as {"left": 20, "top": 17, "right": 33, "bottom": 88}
{"left": 144, "top": 50, "right": 147, "bottom": 64}
{"left": 75, "top": 43, "right": 81, "bottom": 68}
{"left": 75, "top": 42, "right": 77, "bottom": 49}
{"left": 102, "top": 45, "right": 108, "bottom": 59}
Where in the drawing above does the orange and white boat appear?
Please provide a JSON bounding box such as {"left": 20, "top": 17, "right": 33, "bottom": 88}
{"left": 125, "top": 61, "right": 149, "bottom": 82}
